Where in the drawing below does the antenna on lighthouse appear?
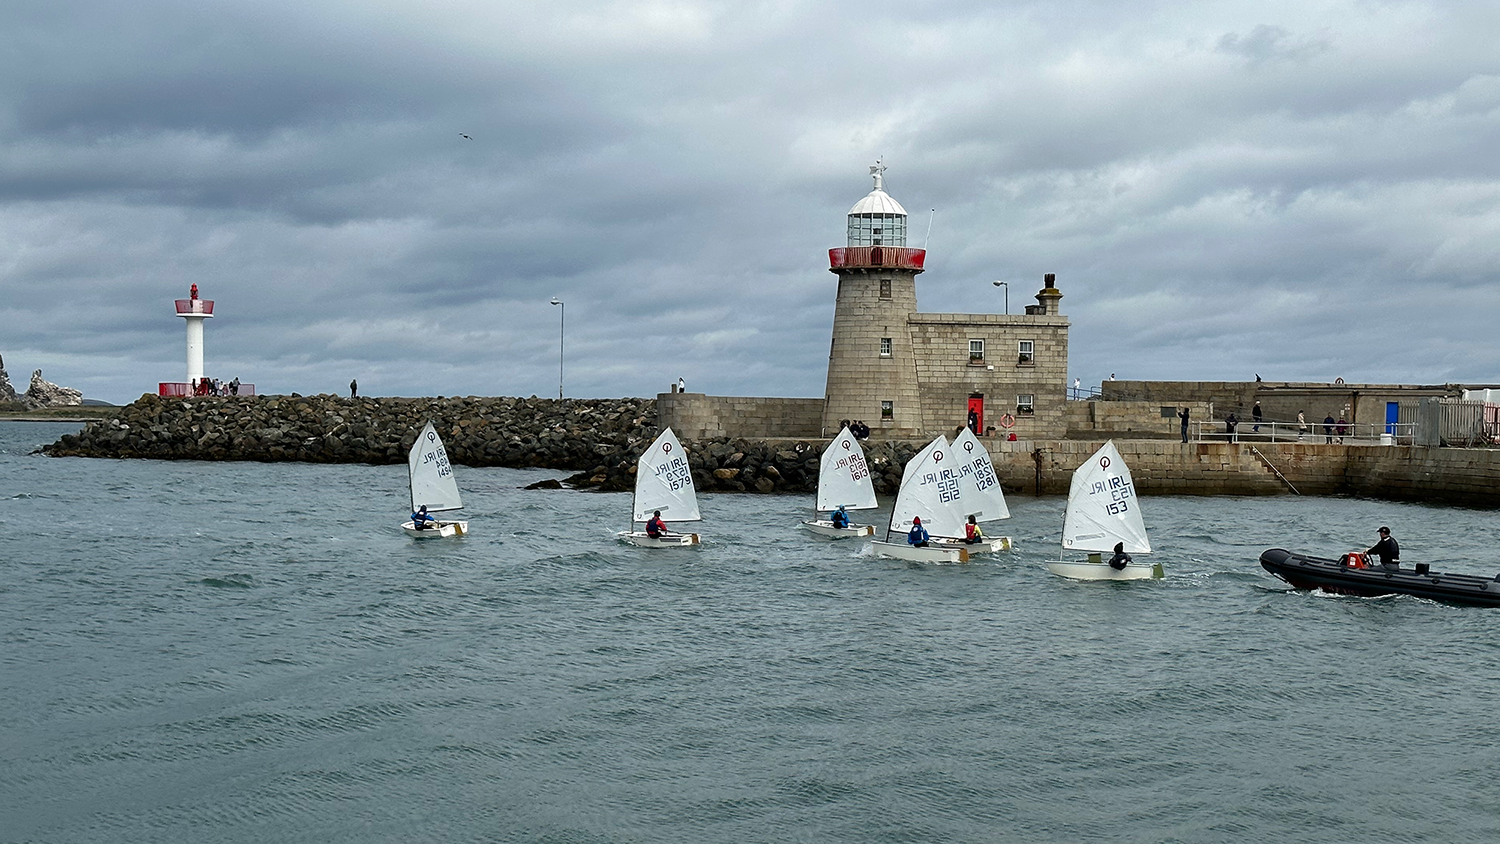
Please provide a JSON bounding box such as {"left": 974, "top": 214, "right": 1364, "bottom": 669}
{"left": 924, "top": 208, "right": 935, "bottom": 250}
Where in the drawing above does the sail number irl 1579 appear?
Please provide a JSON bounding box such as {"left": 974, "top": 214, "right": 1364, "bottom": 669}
{"left": 655, "top": 456, "right": 692, "bottom": 491}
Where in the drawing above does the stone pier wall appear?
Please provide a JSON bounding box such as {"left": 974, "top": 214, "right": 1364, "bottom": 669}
{"left": 42, "top": 394, "right": 1500, "bottom": 507}
{"left": 656, "top": 392, "right": 824, "bottom": 440}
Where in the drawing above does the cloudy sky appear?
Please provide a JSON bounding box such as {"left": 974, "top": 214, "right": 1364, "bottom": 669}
{"left": 3, "top": 0, "right": 1498, "bottom": 404}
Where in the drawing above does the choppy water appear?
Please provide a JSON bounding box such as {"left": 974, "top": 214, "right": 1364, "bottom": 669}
{"left": 3, "top": 421, "right": 1500, "bottom": 843}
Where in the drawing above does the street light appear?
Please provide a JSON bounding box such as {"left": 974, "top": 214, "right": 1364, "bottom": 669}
{"left": 549, "top": 298, "right": 564, "bottom": 400}
{"left": 992, "top": 281, "right": 1008, "bottom": 314}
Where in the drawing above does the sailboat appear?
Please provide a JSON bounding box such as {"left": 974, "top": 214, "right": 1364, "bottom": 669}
{"left": 927, "top": 427, "right": 1013, "bottom": 553}
{"left": 801, "top": 426, "right": 877, "bottom": 538}
{"left": 1046, "top": 441, "right": 1163, "bottom": 580}
{"left": 401, "top": 421, "right": 468, "bottom": 538}
{"left": 871, "top": 435, "right": 970, "bottom": 563}
{"left": 617, "top": 427, "right": 702, "bottom": 547}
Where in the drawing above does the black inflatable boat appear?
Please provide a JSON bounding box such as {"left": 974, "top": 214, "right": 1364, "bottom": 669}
{"left": 1261, "top": 548, "right": 1500, "bottom": 607}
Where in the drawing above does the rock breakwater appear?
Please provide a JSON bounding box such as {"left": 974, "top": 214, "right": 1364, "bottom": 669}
{"left": 42, "top": 393, "right": 933, "bottom": 495}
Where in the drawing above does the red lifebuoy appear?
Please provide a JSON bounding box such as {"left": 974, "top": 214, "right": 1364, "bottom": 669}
{"left": 999, "top": 413, "right": 1016, "bottom": 429}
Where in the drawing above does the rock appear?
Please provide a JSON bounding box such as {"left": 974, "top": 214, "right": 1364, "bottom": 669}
{"left": 24, "top": 369, "right": 82, "bottom": 408}
{"left": 0, "top": 355, "right": 17, "bottom": 403}
{"left": 713, "top": 468, "right": 741, "bottom": 480}
{"left": 524, "top": 478, "right": 564, "bottom": 490}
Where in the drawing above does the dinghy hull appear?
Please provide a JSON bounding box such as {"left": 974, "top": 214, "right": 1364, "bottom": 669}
{"left": 1046, "top": 559, "right": 1162, "bottom": 581}
{"left": 402, "top": 520, "right": 468, "bottom": 538}
{"left": 872, "top": 540, "right": 969, "bottom": 564}
{"left": 930, "top": 536, "right": 1012, "bottom": 553}
{"left": 801, "top": 520, "right": 875, "bottom": 539}
{"left": 617, "top": 530, "right": 701, "bottom": 548}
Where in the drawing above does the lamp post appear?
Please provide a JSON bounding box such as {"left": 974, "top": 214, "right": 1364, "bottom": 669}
{"left": 992, "top": 281, "right": 1008, "bottom": 314}
{"left": 549, "top": 298, "right": 564, "bottom": 400}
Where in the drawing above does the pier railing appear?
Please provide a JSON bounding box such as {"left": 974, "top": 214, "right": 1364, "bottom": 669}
{"left": 158, "top": 382, "right": 255, "bottom": 397}
{"left": 1187, "top": 420, "right": 1415, "bottom": 445}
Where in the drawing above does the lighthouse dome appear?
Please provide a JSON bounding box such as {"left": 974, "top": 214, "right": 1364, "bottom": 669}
{"left": 846, "top": 161, "right": 908, "bottom": 246}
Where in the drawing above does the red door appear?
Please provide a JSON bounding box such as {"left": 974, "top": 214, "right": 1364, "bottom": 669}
{"left": 967, "top": 395, "right": 984, "bottom": 434}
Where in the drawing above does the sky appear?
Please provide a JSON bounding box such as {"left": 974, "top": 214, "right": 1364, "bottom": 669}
{"left": 3, "top": 0, "right": 1498, "bottom": 404}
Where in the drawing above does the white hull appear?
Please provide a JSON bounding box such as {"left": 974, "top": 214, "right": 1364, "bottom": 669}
{"left": 1046, "top": 560, "right": 1163, "bottom": 581}
{"left": 872, "top": 540, "right": 969, "bottom": 564}
{"left": 401, "top": 519, "right": 468, "bottom": 538}
{"left": 801, "top": 519, "right": 875, "bottom": 539}
{"left": 617, "top": 530, "right": 701, "bottom": 548}
{"left": 930, "top": 535, "right": 1012, "bottom": 553}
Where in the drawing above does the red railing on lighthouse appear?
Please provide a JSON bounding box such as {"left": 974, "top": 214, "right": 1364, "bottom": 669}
{"left": 175, "top": 299, "right": 214, "bottom": 315}
{"left": 828, "top": 246, "right": 926, "bottom": 271}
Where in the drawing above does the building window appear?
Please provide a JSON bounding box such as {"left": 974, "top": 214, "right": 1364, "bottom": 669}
{"left": 1017, "top": 394, "right": 1035, "bottom": 415}
{"left": 879, "top": 279, "right": 891, "bottom": 299}
{"left": 880, "top": 337, "right": 892, "bottom": 357}
{"left": 881, "top": 401, "right": 894, "bottom": 419}
{"left": 969, "top": 339, "right": 984, "bottom": 362}
{"left": 1018, "top": 339, "right": 1034, "bottom": 364}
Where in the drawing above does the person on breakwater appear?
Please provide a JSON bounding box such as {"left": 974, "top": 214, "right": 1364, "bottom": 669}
{"left": 1178, "top": 407, "right": 1190, "bottom": 443}
{"left": 411, "top": 504, "right": 436, "bottom": 530}
{"left": 907, "top": 516, "right": 930, "bottom": 548}
{"left": 1109, "top": 542, "right": 1132, "bottom": 570}
{"left": 1367, "top": 526, "right": 1400, "bottom": 570}
{"left": 350, "top": 379, "right": 358, "bottom": 398}
{"left": 646, "top": 511, "right": 667, "bottom": 538}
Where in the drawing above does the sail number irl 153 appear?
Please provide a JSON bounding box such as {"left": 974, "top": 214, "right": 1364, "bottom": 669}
{"left": 1087, "top": 475, "right": 1134, "bottom": 514}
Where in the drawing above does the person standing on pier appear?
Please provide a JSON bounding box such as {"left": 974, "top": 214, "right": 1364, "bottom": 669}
{"left": 1323, "top": 414, "right": 1335, "bottom": 443}
{"left": 350, "top": 378, "right": 358, "bottom": 398}
{"left": 1179, "top": 407, "right": 1190, "bottom": 443}
{"left": 1252, "top": 401, "right": 1263, "bottom": 432}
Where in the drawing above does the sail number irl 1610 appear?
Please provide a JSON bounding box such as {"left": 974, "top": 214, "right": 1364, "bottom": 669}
{"left": 1087, "top": 475, "right": 1134, "bottom": 514}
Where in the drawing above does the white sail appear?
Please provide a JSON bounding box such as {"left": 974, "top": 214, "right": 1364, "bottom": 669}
{"left": 1062, "top": 441, "right": 1150, "bottom": 554}
{"left": 950, "top": 427, "right": 1009, "bottom": 522}
{"left": 816, "top": 427, "right": 878, "bottom": 512}
{"left": 408, "top": 421, "right": 463, "bottom": 513}
{"left": 887, "top": 435, "right": 968, "bottom": 539}
{"left": 632, "top": 427, "right": 701, "bottom": 523}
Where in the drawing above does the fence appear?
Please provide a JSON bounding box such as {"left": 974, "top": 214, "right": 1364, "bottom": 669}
{"left": 1188, "top": 419, "right": 1415, "bottom": 445}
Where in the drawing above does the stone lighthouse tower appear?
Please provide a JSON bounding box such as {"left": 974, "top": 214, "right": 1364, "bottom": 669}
{"left": 821, "top": 162, "right": 927, "bottom": 436}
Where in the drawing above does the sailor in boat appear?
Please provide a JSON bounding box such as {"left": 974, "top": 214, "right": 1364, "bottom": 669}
{"left": 1367, "top": 526, "right": 1400, "bottom": 570}
{"left": 964, "top": 515, "right": 984, "bottom": 545}
{"left": 645, "top": 511, "right": 668, "bottom": 539}
{"left": 1109, "top": 542, "right": 1132, "bottom": 570}
{"left": 411, "top": 504, "right": 436, "bottom": 531}
{"left": 907, "top": 516, "right": 931, "bottom": 548}
{"left": 831, "top": 505, "right": 850, "bottom": 530}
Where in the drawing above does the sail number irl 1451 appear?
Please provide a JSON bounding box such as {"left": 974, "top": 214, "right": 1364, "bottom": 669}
{"left": 1087, "top": 476, "right": 1133, "bottom": 514}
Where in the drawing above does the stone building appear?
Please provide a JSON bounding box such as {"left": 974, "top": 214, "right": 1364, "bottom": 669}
{"left": 820, "top": 163, "right": 1068, "bottom": 439}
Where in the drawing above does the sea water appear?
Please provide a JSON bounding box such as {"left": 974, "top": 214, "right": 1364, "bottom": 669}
{"left": 3, "top": 421, "right": 1499, "bottom": 843}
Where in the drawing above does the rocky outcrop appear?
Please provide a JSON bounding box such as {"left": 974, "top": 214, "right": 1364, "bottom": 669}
{"left": 25, "top": 369, "right": 82, "bottom": 408}
{"left": 0, "top": 356, "right": 18, "bottom": 403}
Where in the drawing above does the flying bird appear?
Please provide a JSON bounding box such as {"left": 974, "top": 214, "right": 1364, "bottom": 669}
{"left": 460, "top": 133, "right": 472, "bottom": 140}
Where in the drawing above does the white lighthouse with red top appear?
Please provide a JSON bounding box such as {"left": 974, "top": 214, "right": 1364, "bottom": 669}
{"left": 178, "top": 283, "right": 213, "bottom": 388}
